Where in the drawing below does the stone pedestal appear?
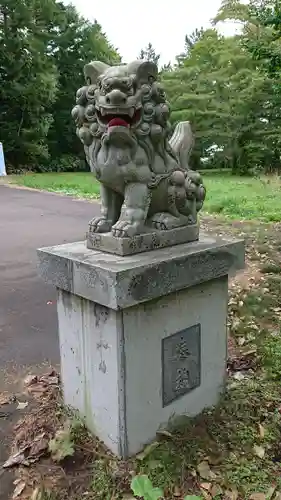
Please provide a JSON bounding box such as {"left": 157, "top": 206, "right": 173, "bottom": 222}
{"left": 37, "top": 235, "right": 244, "bottom": 458}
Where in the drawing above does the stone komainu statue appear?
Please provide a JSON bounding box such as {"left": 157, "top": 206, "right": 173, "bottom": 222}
{"left": 72, "top": 60, "right": 206, "bottom": 238}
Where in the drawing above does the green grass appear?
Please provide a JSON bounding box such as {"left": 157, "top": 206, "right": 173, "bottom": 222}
{"left": 9, "top": 172, "right": 99, "bottom": 199}
{"left": 8, "top": 172, "right": 281, "bottom": 222}
{"left": 204, "top": 174, "right": 281, "bottom": 222}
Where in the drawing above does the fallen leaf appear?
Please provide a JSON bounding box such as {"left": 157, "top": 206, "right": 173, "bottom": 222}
{"left": 17, "top": 401, "right": 28, "bottom": 410}
{"left": 30, "top": 488, "right": 43, "bottom": 500}
{"left": 136, "top": 441, "right": 160, "bottom": 461}
{"left": 200, "top": 490, "right": 212, "bottom": 500}
{"left": 12, "top": 481, "right": 26, "bottom": 498}
{"left": 266, "top": 486, "right": 277, "bottom": 500}
{"left": 233, "top": 372, "right": 246, "bottom": 381}
{"left": 224, "top": 489, "right": 238, "bottom": 500}
{"left": 253, "top": 445, "right": 265, "bottom": 459}
{"left": 237, "top": 336, "right": 246, "bottom": 346}
{"left": 197, "top": 461, "right": 216, "bottom": 480}
{"left": 13, "top": 479, "right": 22, "bottom": 486}
{"left": 173, "top": 485, "right": 182, "bottom": 497}
{"left": 27, "top": 384, "right": 47, "bottom": 397}
{"left": 156, "top": 429, "right": 173, "bottom": 439}
{"left": 24, "top": 375, "right": 38, "bottom": 386}
{"left": 0, "top": 393, "right": 10, "bottom": 405}
{"left": 3, "top": 448, "right": 28, "bottom": 468}
{"left": 40, "top": 374, "right": 59, "bottom": 385}
{"left": 29, "top": 432, "right": 49, "bottom": 458}
{"left": 207, "top": 453, "right": 224, "bottom": 466}
{"left": 242, "top": 348, "right": 257, "bottom": 356}
{"left": 258, "top": 423, "right": 265, "bottom": 439}
{"left": 47, "top": 301, "right": 53, "bottom": 305}
{"left": 249, "top": 494, "right": 266, "bottom": 500}
{"left": 211, "top": 484, "right": 223, "bottom": 497}
{"left": 200, "top": 483, "right": 212, "bottom": 491}
{"left": 186, "top": 498, "right": 206, "bottom": 500}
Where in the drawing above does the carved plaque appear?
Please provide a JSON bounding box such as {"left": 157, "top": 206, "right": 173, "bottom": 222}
{"left": 162, "top": 324, "right": 201, "bottom": 407}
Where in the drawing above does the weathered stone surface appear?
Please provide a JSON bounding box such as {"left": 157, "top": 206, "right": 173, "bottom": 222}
{"left": 72, "top": 60, "right": 206, "bottom": 239}
{"left": 56, "top": 276, "right": 229, "bottom": 457}
{"left": 37, "top": 234, "right": 245, "bottom": 310}
{"left": 86, "top": 224, "right": 199, "bottom": 256}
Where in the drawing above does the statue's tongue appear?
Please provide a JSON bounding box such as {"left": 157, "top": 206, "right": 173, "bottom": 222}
{"left": 108, "top": 118, "right": 129, "bottom": 128}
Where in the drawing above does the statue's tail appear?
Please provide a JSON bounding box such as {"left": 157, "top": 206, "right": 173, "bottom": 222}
{"left": 169, "top": 121, "right": 194, "bottom": 171}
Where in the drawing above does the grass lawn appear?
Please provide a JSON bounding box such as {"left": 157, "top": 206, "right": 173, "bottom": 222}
{"left": 8, "top": 171, "right": 281, "bottom": 222}
{"left": 9, "top": 172, "right": 99, "bottom": 199}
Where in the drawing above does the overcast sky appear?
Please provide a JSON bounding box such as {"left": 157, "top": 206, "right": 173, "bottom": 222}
{"left": 67, "top": 0, "right": 239, "bottom": 64}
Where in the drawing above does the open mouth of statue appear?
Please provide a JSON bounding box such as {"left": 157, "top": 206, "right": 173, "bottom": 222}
{"left": 96, "top": 108, "right": 142, "bottom": 128}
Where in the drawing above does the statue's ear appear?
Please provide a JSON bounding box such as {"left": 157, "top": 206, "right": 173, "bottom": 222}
{"left": 134, "top": 61, "right": 158, "bottom": 84}
{"left": 84, "top": 61, "right": 110, "bottom": 85}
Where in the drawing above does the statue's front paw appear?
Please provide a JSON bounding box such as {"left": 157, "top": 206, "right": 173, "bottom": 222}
{"left": 111, "top": 220, "right": 140, "bottom": 238}
{"left": 89, "top": 217, "right": 113, "bottom": 233}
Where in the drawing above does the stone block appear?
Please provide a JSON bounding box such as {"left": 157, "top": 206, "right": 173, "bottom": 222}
{"left": 38, "top": 235, "right": 245, "bottom": 457}
{"left": 37, "top": 234, "right": 244, "bottom": 310}
{"left": 56, "top": 277, "right": 228, "bottom": 457}
{"left": 86, "top": 224, "right": 199, "bottom": 256}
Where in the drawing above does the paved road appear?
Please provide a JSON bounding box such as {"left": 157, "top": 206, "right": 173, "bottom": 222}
{"left": 0, "top": 185, "right": 99, "bottom": 371}
{"left": 0, "top": 185, "right": 99, "bottom": 499}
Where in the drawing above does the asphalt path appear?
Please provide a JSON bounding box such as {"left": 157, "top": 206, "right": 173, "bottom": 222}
{"left": 0, "top": 185, "right": 99, "bottom": 370}
{"left": 0, "top": 185, "right": 100, "bottom": 498}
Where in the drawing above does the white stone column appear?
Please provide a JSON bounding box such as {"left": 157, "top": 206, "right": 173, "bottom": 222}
{"left": 38, "top": 235, "right": 244, "bottom": 457}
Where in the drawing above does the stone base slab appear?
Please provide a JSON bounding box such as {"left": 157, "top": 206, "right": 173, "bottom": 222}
{"left": 38, "top": 234, "right": 245, "bottom": 310}
{"left": 86, "top": 224, "right": 199, "bottom": 256}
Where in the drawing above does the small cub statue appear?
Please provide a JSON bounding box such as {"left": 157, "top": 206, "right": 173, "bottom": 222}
{"left": 72, "top": 60, "right": 206, "bottom": 238}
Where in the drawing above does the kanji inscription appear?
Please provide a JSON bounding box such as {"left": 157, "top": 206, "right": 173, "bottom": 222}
{"left": 162, "top": 324, "right": 201, "bottom": 407}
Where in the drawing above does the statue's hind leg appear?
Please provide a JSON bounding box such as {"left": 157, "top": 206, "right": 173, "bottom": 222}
{"left": 148, "top": 212, "right": 190, "bottom": 230}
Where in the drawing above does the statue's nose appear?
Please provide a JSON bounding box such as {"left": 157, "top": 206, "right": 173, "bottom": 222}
{"left": 106, "top": 89, "right": 127, "bottom": 106}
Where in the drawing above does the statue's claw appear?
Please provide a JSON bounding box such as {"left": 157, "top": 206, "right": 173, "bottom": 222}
{"left": 149, "top": 212, "right": 184, "bottom": 230}
{"left": 89, "top": 217, "right": 113, "bottom": 233}
{"left": 112, "top": 220, "right": 140, "bottom": 238}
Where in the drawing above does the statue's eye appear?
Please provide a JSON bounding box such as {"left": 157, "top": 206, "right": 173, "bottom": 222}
{"left": 103, "top": 82, "right": 112, "bottom": 92}
{"left": 120, "top": 79, "right": 132, "bottom": 92}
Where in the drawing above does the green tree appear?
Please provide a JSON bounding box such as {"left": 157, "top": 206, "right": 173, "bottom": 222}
{"left": 162, "top": 29, "right": 271, "bottom": 173}
{"left": 0, "top": 0, "right": 58, "bottom": 170}
{"left": 244, "top": 1, "right": 281, "bottom": 172}
{"left": 212, "top": 0, "right": 251, "bottom": 24}
{"left": 212, "top": 0, "right": 281, "bottom": 172}
{"left": 0, "top": 0, "right": 120, "bottom": 171}
{"left": 139, "top": 42, "right": 160, "bottom": 65}
{"left": 47, "top": 4, "right": 120, "bottom": 168}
